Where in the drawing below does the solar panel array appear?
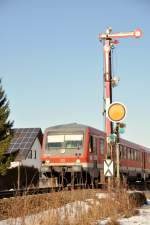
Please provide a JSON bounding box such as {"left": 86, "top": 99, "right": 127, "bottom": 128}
{"left": 7, "top": 128, "right": 41, "bottom": 157}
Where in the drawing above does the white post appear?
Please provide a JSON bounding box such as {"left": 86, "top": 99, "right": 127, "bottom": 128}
{"left": 116, "top": 142, "right": 120, "bottom": 179}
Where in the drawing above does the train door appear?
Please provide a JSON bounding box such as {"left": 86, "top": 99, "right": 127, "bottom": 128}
{"left": 99, "top": 138, "right": 105, "bottom": 184}
{"left": 89, "top": 135, "right": 99, "bottom": 181}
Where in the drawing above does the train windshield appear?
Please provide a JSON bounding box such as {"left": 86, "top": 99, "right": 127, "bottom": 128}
{"left": 47, "top": 134, "right": 83, "bottom": 149}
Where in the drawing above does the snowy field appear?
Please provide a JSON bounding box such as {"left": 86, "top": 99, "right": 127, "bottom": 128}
{"left": 100, "top": 200, "right": 150, "bottom": 225}
{"left": 0, "top": 197, "right": 150, "bottom": 225}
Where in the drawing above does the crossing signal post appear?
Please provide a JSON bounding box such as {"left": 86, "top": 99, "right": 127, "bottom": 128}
{"left": 99, "top": 27, "right": 142, "bottom": 181}
{"left": 114, "top": 122, "right": 126, "bottom": 180}
{"left": 108, "top": 102, "right": 127, "bottom": 180}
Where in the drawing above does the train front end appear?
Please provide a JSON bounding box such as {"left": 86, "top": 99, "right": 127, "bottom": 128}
{"left": 40, "top": 123, "right": 88, "bottom": 187}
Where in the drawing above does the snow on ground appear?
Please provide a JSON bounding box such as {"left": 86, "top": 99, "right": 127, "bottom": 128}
{"left": 0, "top": 197, "right": 150, "bottom": 225}
{"left": 99, "top": 199, "right": 150, "bottom": 225}
{"left": 0, "top": 200, "right": 90, "bottom": 225}
{"left": 120, "top": 207, "right": 150, "bottom": 225}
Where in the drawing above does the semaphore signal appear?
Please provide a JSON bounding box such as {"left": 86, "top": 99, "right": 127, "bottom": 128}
{"left": 99, "top": 27, "right": 142, "bottom": 179}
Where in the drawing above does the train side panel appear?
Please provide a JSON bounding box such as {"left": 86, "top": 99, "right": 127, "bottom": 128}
{"left": 40, "top": 123, "right": 150, "bottom": 187}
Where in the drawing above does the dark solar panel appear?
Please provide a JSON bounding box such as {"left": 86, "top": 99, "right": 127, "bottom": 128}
{"left": 7, "top": 128, "right": 42, "bottom": 157}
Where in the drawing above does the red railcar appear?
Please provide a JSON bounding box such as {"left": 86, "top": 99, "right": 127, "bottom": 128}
{"left": 41, "top": 123, "right": 150, "bottom": 186}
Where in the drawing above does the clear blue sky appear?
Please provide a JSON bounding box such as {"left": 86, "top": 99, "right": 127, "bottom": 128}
{"left": 0, "top": 0, "right": 150, "bottom": 147}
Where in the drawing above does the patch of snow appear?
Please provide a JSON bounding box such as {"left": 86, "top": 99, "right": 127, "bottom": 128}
{"left": 119, "top": 207, "right": 150, "bottom": 225}
{"left": 1, "top": 195, "right": 150, "bottom": 225}
{"left": 146, "top": 199, "right": 150, "bottom": 205}
{"left": 99, "top": 200, "right": 150, "bottom": 225}
{"left": 0, "top": 200, "right": 90, "bottom": 225}
{"left": 96, "top": 193, "right": 108, "bottom": 199}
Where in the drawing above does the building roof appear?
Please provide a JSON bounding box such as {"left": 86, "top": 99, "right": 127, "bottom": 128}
{"left": 6, "top": 128, "right": 43, "bottom": 159}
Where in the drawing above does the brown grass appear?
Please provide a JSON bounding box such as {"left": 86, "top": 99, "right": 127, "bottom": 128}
{"left": 144, "top": 191, "right": 150, "bottom": 199}
{"left": 105, "top": 219, "right": 120, "bottom": 225}
{"left": 0, "top": 187, "right": 142, "bottom": 225}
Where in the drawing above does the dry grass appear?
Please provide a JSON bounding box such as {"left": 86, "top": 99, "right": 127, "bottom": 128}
{"left": 144, "top": 191, "right": 150, "bottom": 199}
{"left": 105, "top": 219, "right": 120, "bottom": 225}
{"left": 0, "top": 187, "right": 142, "bottom": 225}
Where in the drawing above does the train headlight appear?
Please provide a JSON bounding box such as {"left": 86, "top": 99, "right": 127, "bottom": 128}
{"left": 45, "top": 160, "right": 50, "bottom": 164}
{"left": 76, "top": 159, "right": 80, "bottom": 164}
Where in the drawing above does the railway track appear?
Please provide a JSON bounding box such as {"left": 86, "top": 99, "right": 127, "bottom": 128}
{"left": 0, "top": 180, "right": 150, "bottom": 199}
{"left": 0, "top": 184, "right": 91, "bottom": 199}
{"left": 0, "top": 187, "right": 61, "bottom": 199}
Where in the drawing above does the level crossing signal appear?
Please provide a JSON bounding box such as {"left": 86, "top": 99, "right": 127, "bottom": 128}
{"left": 104, "top": 159, "right": 114, "bottom": 177}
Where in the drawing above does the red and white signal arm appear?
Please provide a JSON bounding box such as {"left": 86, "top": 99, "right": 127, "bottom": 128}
{"left": 107, "top": 102, "right": 127, "bottom": 123}
{"left": 134, "top": 28, "right": 142, "bottom": 38}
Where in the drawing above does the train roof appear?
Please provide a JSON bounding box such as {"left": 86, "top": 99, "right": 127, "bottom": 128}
{"left": 46, "top": 123, "right": 87, "bottom": 130}
{"left": 45, "top": 123, "right": 104, "bottom": 135}
{"left": 45, "top": 123, "right": 92, "bottom": 133}
{"left": 45, "top": 123, "right": 150, "bottom": 152}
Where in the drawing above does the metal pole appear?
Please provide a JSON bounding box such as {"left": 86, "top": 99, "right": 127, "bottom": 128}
{"left": 99, "top": 28, "right": 142, "bottom": 158}
{"left": 18, "top": 161, "right": 20, "bottom": 190}
{"left": 103, "top": 28, "right": 113, "bottom": 159}
{"left": 116, "top": 124, "right": 120, "bottom": 180}
{"left": 116, "top": 143, "right": 120, "bottom": 179}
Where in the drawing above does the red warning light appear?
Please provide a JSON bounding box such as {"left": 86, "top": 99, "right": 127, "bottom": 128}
{"left": 134, "top": 29, "right": 142, "bottom": 38}
{"left": 113, "top": 40, "right": 119, "bottom": 45}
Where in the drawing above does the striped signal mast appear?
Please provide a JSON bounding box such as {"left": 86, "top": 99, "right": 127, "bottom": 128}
{"left": 99, "top": 27, "right": 142, "bottom": 161}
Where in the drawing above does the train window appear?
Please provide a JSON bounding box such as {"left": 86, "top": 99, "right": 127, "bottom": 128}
{"left": 123, "top": 147, "right": 125, "bottom": 159}
{"left": 132, "top": 149, "right": 135, "bottom": 160}
{"left": 127, "top": 148, "right": 130, "bottom": 160}
{"left": 132, "top": 149, "right": 134, "bottom": 160}
{"left": 136, "top": 151, "right": 139, "bottom": 160}
{"left": 100, "top": 138, "right": 105, "bottom": 154}
{"left": 135, "top": 151, "right": 137, "bottom": 160}
{"left": 126, "top": 148, "right": 128, "bottom": 159}
{"left": 135, "top": 150, "right": 137, "bottom": 160}
{"left": 47, "top": 135, "right": 64, "bottom": 148}
{"left": 139, "top": 151, "right": 141, "bottom": 161}
{"left": 47, "top": 134, "right": 83, "bottom": 149}
{"left": 89, "top": 136, "right": 93, "bottom": 152}
{"left": 89, "top": 136, "right": 97, "bottom": 153}
{"left": 134, "top": 150, "right": 136, "bottom": 161}
{"left": 130, "top": 148, "right": 133, "bottom": 160}
{"left": 65, "top": 134, "right": 83, "bottom": 148}
{"left": 93, "top": 137, "right": 97, "bottom": 153}
{"left": 123, "top": 146, "right": 126, "bottom": 159}
{"left": 130, "top": 149, "right": 133, "bottom": 160}
{"left": 119, "top": 145, "right": 125, "bottom": 159}
{"left": 124, "top": 146, "right": 127, "bottom": 159}
{"left": 125, "top": 147, "right": 128, "bottom": 159}
{"left": 139, "top": 152, "right": 141, "bottom": 160}
{"left": 136, "top": 151, "right": 140, "bottom": 161}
